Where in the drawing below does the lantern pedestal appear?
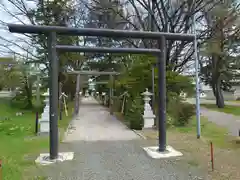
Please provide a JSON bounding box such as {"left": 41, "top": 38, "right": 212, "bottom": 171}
{"left": 141, "top": 88, "right": 155, "bottom": 128}
{"left": 39, "top": 89, "right": 50, "bottom": 134}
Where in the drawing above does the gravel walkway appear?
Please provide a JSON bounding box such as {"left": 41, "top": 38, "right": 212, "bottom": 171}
{"left": 201, "top": 107, "right": 240, "bottom": 137}
{"left": 186, "top": 98, "right": 240, "bottom": 136}
{"left": 186, "top": 98, "right": 240, "bottom": 106}
{"left": 38, "top": 97, "right": 206, "bottom": 180}
{"left": 63, "top": 97, "right": 139, "bottom": 142}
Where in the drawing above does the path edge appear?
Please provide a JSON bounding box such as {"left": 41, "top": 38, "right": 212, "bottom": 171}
{"left": 62, "top": 98, "right": 82, "bottom": 142}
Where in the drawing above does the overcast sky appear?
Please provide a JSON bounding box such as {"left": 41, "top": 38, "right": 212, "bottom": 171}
{"left": 0, "top": 0, "right": 35, "bottom": 57}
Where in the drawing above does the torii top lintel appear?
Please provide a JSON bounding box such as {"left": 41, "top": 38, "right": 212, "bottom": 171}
{"left": 8, "top": 24, "right": 195, "bottom": 41}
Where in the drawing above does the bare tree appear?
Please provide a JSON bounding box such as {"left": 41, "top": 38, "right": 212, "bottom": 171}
{"left": 83, "top": 0, "right": 221, "bottom": 72}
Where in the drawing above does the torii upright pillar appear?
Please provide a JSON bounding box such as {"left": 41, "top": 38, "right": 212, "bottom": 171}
{"left": 109, "top": 74, "right": 114, "bottom": 115}
{"left": 74, "top": 74, "right": 81, "bottom": 115}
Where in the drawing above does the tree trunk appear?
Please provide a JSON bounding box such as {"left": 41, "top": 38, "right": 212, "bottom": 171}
{"left": 211, "top": 53, "right": 224, "bottom": 108}
{"left": 215, "top": 78, "right": 224, "bottom": 108}
{"left": 24, "top": 76, "right": 33, "bottom": 109}
{"left": 211, "top": 81, "right": 216, "bottom": 97}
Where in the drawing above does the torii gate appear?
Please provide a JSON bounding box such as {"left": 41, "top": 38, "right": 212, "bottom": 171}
{"left": 68, "top": 70, "right": 119, "bottom": 116}
{"left": 7, "top": 23, "right": 195, "bottom": 160}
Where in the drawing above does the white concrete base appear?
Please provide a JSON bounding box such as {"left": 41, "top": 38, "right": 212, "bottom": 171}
{"left": 35, "top": 152, "right": 74, "bottom": 166}
{"left": 143, "top": 146, "right": 183, "bottom": 159}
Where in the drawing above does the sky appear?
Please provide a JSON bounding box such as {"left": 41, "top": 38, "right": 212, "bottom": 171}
{"left": 0, "top": 0, "right": 142, "bottom": 58}
{"left": 0, "top": 0, "right": 35, "bottom": 57}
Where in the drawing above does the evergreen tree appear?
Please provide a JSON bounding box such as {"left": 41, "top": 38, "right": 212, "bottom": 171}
{"left": 200, "top": 0, "right": 240, "bottom": 108}
{"left": 29, "top": 0, "right": 86, "bottom": 95}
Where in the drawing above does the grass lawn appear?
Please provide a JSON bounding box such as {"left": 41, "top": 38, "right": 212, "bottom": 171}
{"left": 0, "top": 99, "right": 74, "bottom": 180}
{"left": 171, "top": 116, "right": 234, "bottom": 148}
{"left": 115, "top": 109, "right": 231, "bottom": 148}
{"left": 202, "top": 104, "right": 240, "bottom": 116}
{"left": 142, "top": 116, "right": 232, "bottom": 148}
{"left": 228, "top": 100, "right": 240, "bottom": 103}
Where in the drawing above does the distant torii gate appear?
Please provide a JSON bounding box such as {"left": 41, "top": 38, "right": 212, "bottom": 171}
{"left": 68, "top": 70, "right": 119, "bottom": 116}
{"left": 7, "top": 23, "right": 195, "bottom": 160}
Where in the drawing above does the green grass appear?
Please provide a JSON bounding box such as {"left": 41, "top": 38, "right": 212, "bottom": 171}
{"left": 0, "top": 99, "right": 74, "bottom": 180}
{"left": 170, "top": 116, "right": 235, "bottom": 148}
{"left": 202, "top": 104, "right": 240, "bottom": 116}
{"left": 114, "top": 105, "right": 232, "bottom": 148}
{"left": 227, "top": 100, "right": 240, "bottom": 103}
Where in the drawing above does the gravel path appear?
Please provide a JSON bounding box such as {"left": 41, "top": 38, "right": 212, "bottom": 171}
{"left": 186, "top": 98, "right": 240, "bottom": 136}
{"left": 63, "top": 97, "right": 139, "bottom": 142}
{"left": 38, "top": 97, "right": 206, "bottom": 180}
{"left": 186, "top": 98, "right": 240, "bottom": 106}
{"left": 201, "top": 107, "right": 240, "bottom": 137}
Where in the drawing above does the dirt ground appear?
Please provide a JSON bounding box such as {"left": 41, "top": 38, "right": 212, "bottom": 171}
{"left": 138, "top": 129, "right": 240, "bottom": 180}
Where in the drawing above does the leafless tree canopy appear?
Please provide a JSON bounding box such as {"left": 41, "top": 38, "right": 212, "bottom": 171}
{"left": 0, "top": 0, "right": 239, "bottom": 72}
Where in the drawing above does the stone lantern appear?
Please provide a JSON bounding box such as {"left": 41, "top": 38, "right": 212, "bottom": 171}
{"left": 39, "top": 88, "right": 50, "bottom": 134}
{"left": 141, "top": 88, "right": 155, "bottom": 128}
{"left": 95, "top": 91, "right": 99, "bottom": 98}
{"left": 85, "top": 89, "right": 89, "bottom": 97}
{"left": 102, "top": 92, "right": 106, "bottom": 105}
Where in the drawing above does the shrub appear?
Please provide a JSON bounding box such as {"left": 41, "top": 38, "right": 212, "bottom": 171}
{"left": 167, "top": 98, "right": 195, "bottom": 126}
{"left": 125, "top": 96, "right": 144, "bottom": 130}
{"left": 154, "top": 108, "right": 174, "bottom": 128}
{"left": 32, "top": 102, "right": 45, "bottom": 113}
{"left": 123, "top": 97, "right": 132, "bottom": 115}
{"left": 10, "top": 91, "right": 29, "bottom": 109}
{"left": 166, "top": 113, "right": 174, "bottom": 127}
{"left": 176, "top": 103, "right": 195, "bottom": 126}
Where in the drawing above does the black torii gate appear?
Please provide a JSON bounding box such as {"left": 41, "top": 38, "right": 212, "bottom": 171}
{"left": 7, "top": 24, "right": 195, "bottom": 160}
{"left": 68, "top": 70, "right": 119, "bottom": 115}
